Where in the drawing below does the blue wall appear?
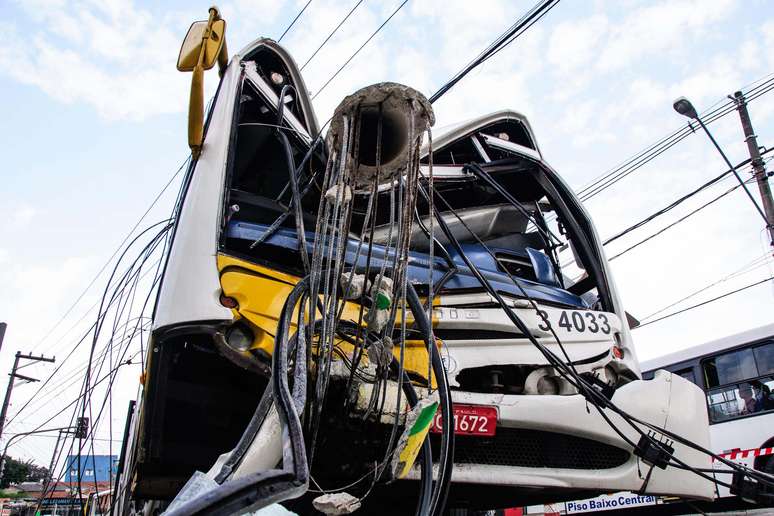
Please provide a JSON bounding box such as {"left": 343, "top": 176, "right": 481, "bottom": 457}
{"left": 63, "top": 455, "right": 118, "bottom": 483}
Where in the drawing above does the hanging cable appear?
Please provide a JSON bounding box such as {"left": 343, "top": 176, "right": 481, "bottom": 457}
{"left": 419, "top": 162, "right": 774, "bottom": 493}
{"left": 608, "top": 182, "right": 743, "bottom": 262}
{"left": 311, "top": 0, "right": 409, "bottom": 100}
{"left": 300, "top": 0, "right": 365, "bottom": 71}
{"left": 278, "top": 0, "right": 313, "bottom": 42}
{"left": 428, "top": 0, "right": 560, "bottom": 103}
{"left": 636, "top": 276, "right": 774, "bottom": 329}
{"left": 639, "top": 252, "right": 773, "bottom": 322}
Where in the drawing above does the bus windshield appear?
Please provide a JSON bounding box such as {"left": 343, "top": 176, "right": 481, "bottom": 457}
{"left": 703, "top": 339, "right": 774, "bottom": 422}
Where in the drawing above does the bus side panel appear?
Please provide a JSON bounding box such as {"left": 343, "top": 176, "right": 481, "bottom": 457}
{"left": 153, "top": 60, "right": 243, "bottom": 331}
{"left": 710, "top": 413, "right": 774, "bottom": 498}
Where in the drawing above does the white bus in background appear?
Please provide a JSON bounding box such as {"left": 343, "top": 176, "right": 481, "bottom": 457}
{"left": 641, "top": 323, "right": 774, "bottom": 504}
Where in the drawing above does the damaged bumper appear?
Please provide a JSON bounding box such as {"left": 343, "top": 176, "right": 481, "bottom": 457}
{"left": 407, "top": 370, "right": 714, "bottom": 500}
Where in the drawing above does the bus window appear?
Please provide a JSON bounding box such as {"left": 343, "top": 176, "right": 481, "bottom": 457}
{"left": 706, "top": 377, "right": 774, "bottom": 422}
{"left": 675, "top": 367, "right": 696, "bottom": 385}
{"left": 703, "top": 348, "right": 757, "bottom": 388}
{"left": 753, "top": 340, "right": 774, "bottom": 375}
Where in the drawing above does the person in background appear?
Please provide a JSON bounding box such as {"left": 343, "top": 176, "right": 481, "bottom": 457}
{"left": 739, "top": 383, "right": 761, "bottom": 415}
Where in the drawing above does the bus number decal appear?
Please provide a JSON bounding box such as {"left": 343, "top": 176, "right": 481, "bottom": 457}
{"left": 537, "top": 310, "right": 612, "bottom": 335}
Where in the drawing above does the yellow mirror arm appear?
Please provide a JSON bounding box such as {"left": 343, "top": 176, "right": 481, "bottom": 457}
{"left": 188, "top": 7, "right": 220, "bottom": 158}
{"left": 217, "top": 38, "right": 229, "bottom": 77}
{"left": 188, "top": 65, "right": 205, "bottom": 158}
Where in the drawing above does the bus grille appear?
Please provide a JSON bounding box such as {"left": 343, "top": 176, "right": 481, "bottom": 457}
{"left": 430, "top": 428, "right": 630, "bottom": 470}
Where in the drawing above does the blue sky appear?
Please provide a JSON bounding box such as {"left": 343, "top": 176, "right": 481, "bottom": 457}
{"left": 1, "top": 0, "right": 773, "bottom": 465}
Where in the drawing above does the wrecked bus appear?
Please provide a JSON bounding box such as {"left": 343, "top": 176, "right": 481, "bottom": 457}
{"left": 116, "top": 10, "right": 714, "bottom": 515}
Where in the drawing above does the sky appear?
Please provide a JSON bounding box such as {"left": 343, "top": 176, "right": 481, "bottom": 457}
{"left": 0, "top": 0, "right": 773, "bottom": 467}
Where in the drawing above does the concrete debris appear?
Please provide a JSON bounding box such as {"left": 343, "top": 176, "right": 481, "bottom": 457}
{"left": 364, "top": 276, "right": 393, "bottom": 332}
{"left": 312, "top": 492, "right": 362, "bottom": 515}
{"left": 325, "top": 183, "right": 353, "bottom": 204}
{"left": 326, "top": 82, "right": 434, "bottom": 188}
{"left": 369, "top": 336, "right": 394, "bottom": 368}
{"left": 340, "top": 271, "right": 369, "bottom": 300}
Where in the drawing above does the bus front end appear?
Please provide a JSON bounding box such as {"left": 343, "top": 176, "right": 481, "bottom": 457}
{"left": 122, "top": 19, "right": 715, "bottom": 513}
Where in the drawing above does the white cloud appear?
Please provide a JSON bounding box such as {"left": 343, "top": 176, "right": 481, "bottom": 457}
{"left": 1, "top": 1, "right": 212, "bottom": 120}
{"left": 597, "top": 0, "right": 738, "bottom": 71}
{"left": 547, "top": 14, "right": 608, "bottom": 74}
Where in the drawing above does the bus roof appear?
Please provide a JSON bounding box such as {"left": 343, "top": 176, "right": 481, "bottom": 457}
{"left": 641, "top": 322, "right": 774, "bottom": 372}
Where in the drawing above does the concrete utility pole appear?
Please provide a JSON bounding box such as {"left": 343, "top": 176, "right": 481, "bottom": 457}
{"left": 733, "top": 91, "right": 774, "bottom": 249}
{"left": 0, "top": 351, "right": 56, "bottom": 445}
{"left": 0, "top": 324, "right": 6, "bottom": 355}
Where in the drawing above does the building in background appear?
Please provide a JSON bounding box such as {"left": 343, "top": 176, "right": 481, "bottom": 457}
{"left": 63, "top": 455, "right": 117, "bottom": 483}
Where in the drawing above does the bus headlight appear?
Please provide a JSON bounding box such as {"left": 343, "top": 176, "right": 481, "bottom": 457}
{"left": 226, "top": 324, "right": 254, "bottom": 352}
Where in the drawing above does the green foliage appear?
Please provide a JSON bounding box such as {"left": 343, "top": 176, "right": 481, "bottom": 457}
{"left": 0, "top": 457, "right": 30, "bottom": 488}
{"left": 0, "top": 457, "right": 49, "bottom": 489}
{"left": 0, "top": 489, "right": 26, "bottom": 499}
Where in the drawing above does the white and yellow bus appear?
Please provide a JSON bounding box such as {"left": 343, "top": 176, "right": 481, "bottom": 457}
{"left": 118, "top": 10, "right": 716, "bottom": 514}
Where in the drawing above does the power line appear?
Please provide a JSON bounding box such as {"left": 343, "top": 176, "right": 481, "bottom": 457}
{"left": 603, "top": 170, "right": 734, "bottom": 247}
{"left": 607, "top": 182, "right": 742, "bottom": 262}
{"left": 604, "top": 147, "right": 774, "bottom": 250}
{"left": 6, "top": 433, "right": 120, "bottom": 443}
{"left": 639, "top": 252, "right": 773, "bottom": 323}
{"left": 636, "top": 275, "right": 774, "bottom": 329}
{"left": 573, "top": 76, "right": 774, "bottom": 204}
{"left": 278, "top": 0, "right": 313, "bottom": 42}
{"left": 300, "top": 0, "right": 365, "bottom": 71}
{"left": 3, "top": 227, "right": 168, "bottom": 431}
{"left": 29, "top": 157, "right": 188, "bottom": 354}
{"left": 428, "top": 0, "right": 560, "bottom": 104}
{"left": 311, "top": 0, "right": 409, "bottom": 100}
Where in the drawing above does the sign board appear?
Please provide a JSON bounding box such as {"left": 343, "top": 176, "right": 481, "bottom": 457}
{"left": 565, "top": 493, "right": 657, "bottom": 513}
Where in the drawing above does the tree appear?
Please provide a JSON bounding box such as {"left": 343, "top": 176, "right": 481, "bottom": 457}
{"left": 0, "top": 457, "right": 30, "bottom": 488}
{"left": 26, "top": 463, "right": 49, "bottom": 483}
{"left": 0, "top": 457, "right": 49, "bottom": 488}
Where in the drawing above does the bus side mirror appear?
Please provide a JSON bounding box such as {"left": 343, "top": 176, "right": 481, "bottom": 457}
{"left": 177, "top": 8, "right": 228, "bottom": 158}
{"left": 177, "top": 18, "right": 227, "bottom": 72}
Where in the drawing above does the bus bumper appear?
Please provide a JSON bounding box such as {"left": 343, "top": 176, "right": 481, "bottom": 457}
{"left": 409, "top": 370, "right": 715, "bottom": 501}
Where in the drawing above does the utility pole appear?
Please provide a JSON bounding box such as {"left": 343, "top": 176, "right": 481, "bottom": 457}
{"left": 0, "top": 351, "right": 56, "bottom": 445}
{"left": 733, "top": 91, "right": 774, "bottom": 249}
{"left": 0, "top": 324, "right": 6, "bottom": 355}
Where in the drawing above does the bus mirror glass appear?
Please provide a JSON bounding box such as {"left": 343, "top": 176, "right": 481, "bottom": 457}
{"left": 177, "top": 19, "right": 226, "bottom": 72}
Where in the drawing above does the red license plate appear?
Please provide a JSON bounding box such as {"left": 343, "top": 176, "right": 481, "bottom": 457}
{"left": 430, "top": 404, "right": 497, "bottom": 437}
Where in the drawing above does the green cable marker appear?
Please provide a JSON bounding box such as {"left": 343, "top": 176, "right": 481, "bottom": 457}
{"left": 375, "top": 291, "right": 392, "bottom": 310}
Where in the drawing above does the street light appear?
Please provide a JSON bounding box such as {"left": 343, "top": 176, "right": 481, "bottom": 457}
{"left": 672, "top": 96, "right": 698, "bottom": 119}
{"left": 672, "top": 95, "right": 769, "bottom": 224}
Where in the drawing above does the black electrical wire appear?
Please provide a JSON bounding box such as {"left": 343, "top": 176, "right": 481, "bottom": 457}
{"left": 29, "top": 156, "right": 188, "bottom": 354}
{"left": 603, "top": 169, "right": 734, "bottom": 247}
{"left": 7, "top": 220, "right": 171, "bottom": 432}
{"left": 607, "top": 182, "right": 743, "bottom": 262}
{"left": 73, "top": 222, "right": 172, "bottom": 505}
{"left": 574, "top": 76, "right": 774, "bottom": 204}
{"left": 405, "top": 284, "right": 454, "bottom": 516}
{"left": 276, "top": 85, "right": 311, "bottom": 273}
{"left": 636, "top": 276, "right": 774, "bottom": 329}
{"left": 312, "top": 0, "right": 409, "bottom": 100}
{"left": 422, "top": 173, "right": 774, "bottom": 491}
{"left": 278, "top": 0, "right": 313, "bottom": 42}
{"left": 300, "top": 0, "right": 365, "bottom": 71}
{"left": 428, "top": 0, "right": 560, "bottom": 104}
